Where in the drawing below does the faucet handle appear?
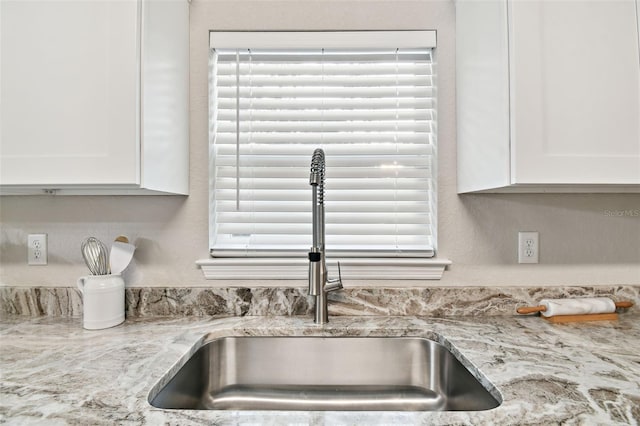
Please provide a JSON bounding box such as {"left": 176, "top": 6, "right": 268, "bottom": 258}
{"left": 326, "top": 261, "right": 343, "bottom": 292}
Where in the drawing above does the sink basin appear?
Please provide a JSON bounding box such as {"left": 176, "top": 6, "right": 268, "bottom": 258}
{"left": 149, "top": 336, "right": 501, "bottom": 411}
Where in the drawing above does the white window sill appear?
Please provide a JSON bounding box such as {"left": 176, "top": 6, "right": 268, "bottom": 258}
{"left": 196, "top": 258, "right": 451, "bottom": 282}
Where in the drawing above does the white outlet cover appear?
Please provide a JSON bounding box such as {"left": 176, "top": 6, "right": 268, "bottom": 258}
{"left": 28, "top": 234, "right": 48, "bottom": 265}
{"left": 518, "top": 231, "right": 539, "bottom": 264}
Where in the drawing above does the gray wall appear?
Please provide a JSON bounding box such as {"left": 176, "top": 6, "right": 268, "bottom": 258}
{"left": 1, "top": 0, "right": 639, "bottom": 288}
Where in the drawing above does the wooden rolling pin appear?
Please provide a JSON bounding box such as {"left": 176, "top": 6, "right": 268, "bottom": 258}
{"left": 517, "top": 297, "right": 633, "bottom": 323}
{"left": 517, "top": 300, "right": 633, "bottom": 314}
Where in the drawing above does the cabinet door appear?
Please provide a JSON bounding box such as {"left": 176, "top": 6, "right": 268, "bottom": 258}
{"left": 509, "top": 0, "right": 640, "bottom": 184}
{"left": 1, "top": 0, "right": 139, "bottom": 186}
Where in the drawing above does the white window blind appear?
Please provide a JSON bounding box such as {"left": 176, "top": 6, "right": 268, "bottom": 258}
{"left": 209, "top": 35, "right": 436, "bottom": 258}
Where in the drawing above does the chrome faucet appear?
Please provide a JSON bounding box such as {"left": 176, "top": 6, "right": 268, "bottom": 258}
{"left": 308, "top": 148, "right": 343, "bottom": 324}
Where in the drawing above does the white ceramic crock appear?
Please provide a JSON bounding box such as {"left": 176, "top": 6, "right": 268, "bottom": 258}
{"left": 77, "top": 274, "right": 125, "bottom": 330}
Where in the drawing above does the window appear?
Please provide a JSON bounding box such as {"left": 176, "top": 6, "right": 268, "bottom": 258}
{"left": 204, "top": 31, "right": 446, "bottom": 280}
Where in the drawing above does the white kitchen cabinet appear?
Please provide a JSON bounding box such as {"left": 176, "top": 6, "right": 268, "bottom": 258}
{"left": 456, "top": 0, "right": 640, "bottom": 193}
{"left": 0, "top": 0, "right": 189, "bottom": 195}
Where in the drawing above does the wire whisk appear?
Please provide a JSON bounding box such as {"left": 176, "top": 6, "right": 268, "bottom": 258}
{"left": 81, "top": 237, "right": 110, "bottom": 275}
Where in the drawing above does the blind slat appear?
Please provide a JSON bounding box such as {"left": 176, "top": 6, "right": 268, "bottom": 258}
{"left": 215, "top": 178, "right": 432, "bottom": 190}
{"left": 214, "top": 189, "right": 430, "bottom": 202}
{"left": 215, "top": 142, "right": 433, "bottom": 155}
{"left": 216, "top": 63, "right": 431, "bottom": 74}
{"left": 215, "top": 167, "right": 432, "bottom": 179}
{"left": 217, "top": 86, "right": 434, "bottom": 98}
{"left": 214, "top": 200, "right": 431, "bottom": 213}
{"left": 217, "top": 109, "right": 433, "bottom": 121}
{"left": 217, "top": 98, "right": 434, "bottom": 109}
{"left": 212, "top": 132, "right": 431, "bottom": 144}
{"left": 214, "top": 155, "right": 432, "bottom": 168}
{"left": 217, "top": 75, "right": 433, "bottom": 87}
{"left": 217, "top": 211, "right": 432, "bottom": 224}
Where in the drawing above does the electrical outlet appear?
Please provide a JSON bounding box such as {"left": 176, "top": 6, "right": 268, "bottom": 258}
{"left": 28, "top": 234, "right": 47, "bottom": 265}
{"left": 518, "top": 231, "right": 539, "bottom": 264}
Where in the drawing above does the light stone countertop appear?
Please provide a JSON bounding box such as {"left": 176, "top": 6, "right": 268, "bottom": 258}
{"left": 1, "top": 314, "right": 639, "bottom": 425}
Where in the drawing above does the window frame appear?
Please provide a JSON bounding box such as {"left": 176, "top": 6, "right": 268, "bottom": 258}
{"left": 200, "top": 30, "right": 450, "bottom": 281}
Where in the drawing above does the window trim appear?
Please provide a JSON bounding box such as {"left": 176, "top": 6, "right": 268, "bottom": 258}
{"left": 196, "top": 257, "right": 451, "bottom": 281}
{"left": 202, "top": 30, "right": 449, "bottom": 281}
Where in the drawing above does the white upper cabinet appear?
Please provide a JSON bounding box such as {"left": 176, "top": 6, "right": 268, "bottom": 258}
{"left": 0, "top": 0, "right": 189, "bottom": 195}
{"left": 456, "top": 0, "right": 640, "bottom": 193}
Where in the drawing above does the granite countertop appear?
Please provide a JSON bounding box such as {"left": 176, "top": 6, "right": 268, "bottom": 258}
{"left": 1, "top": 314, "right": 639, "bottom": 425}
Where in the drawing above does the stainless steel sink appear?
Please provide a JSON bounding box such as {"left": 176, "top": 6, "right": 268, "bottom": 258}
{"left": 149, "top": 336, "right": 501, "bottom": 411}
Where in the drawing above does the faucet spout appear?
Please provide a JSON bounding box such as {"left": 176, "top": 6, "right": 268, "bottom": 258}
{"left": 308, "top": 148, "right": 342, "bottom": 324}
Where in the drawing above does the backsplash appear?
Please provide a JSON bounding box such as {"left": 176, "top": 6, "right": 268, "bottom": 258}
{"left": 1, "top": 285, "right": 637, "bottom": 318}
